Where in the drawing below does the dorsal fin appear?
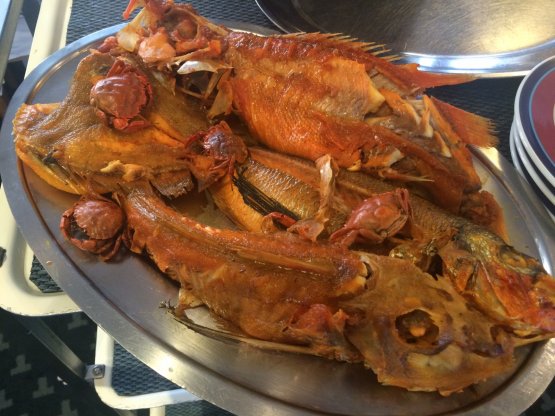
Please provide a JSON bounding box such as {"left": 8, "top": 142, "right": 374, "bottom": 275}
{"left": 281, "top": 32, "right": 398, "bottom": 61}
{"left": 272, "top": 32, "right": 473, "bottom": 91}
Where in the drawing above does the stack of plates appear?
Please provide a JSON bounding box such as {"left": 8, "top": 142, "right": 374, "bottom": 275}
{"left": 511, "top": 56, "right": 555, "bottom": 222}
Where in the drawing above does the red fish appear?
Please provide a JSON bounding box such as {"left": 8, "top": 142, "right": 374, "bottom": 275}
{"left": 117, "top": 0, "right": 497, "bottom": 214}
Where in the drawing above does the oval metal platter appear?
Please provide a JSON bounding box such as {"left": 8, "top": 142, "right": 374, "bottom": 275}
{"left": 255, "top": 0, "right": 555, "bottom": 76}
{"left": 1, "top": 24, "right": 555, "bottom": 416}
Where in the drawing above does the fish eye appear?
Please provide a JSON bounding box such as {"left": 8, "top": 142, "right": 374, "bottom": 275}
{"left": 395, "top": 309, "right": 439, "bottom": 345}
{"left": 499, "top": 245, "right": 541, "bottom": 273}
{"left": 42, "top": 150, "right": 59, "bottom": 165}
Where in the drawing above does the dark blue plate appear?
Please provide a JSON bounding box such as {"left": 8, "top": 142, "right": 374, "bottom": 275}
{"left": 515, "top": 56, "right": 555, "bottom": 183}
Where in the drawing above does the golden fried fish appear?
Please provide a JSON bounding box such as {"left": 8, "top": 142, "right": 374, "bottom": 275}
{"left": 13, "top": 51, "right": 210, "bottom": 197}
{"left": 118, "top": 186, "right": 515, "bottom": 396}
{"left": 118, "top": 0, "right": 497, "bottom": 214}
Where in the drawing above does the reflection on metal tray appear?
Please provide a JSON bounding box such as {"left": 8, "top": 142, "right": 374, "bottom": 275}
{"left": 1, "top": 24, "right": 555, "bottom": 416}
{"left": 255, "top": 0, "right": 555, "bottom": 75}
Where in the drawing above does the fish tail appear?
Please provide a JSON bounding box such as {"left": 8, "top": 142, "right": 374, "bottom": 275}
{"left": 429, "top": 97, "right": 498, "bottom": 148}
{"left": 397, "top": 63, "right": 475, "bottom": 89}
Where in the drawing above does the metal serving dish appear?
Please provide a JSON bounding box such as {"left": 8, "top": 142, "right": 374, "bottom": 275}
{"left": 255, "top": 0, "right": 555, "bottom": 76}
{"left": 1, "top": 25, "right": 555, "bottom": 416}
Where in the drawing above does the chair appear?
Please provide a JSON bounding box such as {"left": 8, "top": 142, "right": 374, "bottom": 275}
{"left": 0, "top": 0, "right": 23, "bottom": 93}
{"left": 0, "top": 2, "right": 205, "bottom": 414}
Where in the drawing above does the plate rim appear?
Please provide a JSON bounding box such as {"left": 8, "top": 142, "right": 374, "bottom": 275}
{"left": 514, "top": 128, "right": 555, "bottom": 205}
{"left": 514, "top": 56, "right": 555, "bottom": 181}
{"left": 254, "top": 0, "right": 555, "bottom": 76}
{"left": 512, "top": 126, "right": 555, "bottom": 215}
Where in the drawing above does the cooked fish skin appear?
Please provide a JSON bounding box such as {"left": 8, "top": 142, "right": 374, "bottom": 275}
{"left": 342, "top": 254, "right": 515, "bottom": 396}
{"left": 121, "top": 186, "right": 369, "bottom": 362}
{"left": 222, "top": 31, "right": 501, "bottom": 213}
{"left": 119, "top": 186, "right": 515, "bottom": 396}
{"left": 336, "top": 159, "right": 555, "bottom": 339}
{"left": 223, "top": 39, "right": 471, "bottom": 212}
{"left": 13, "top": 51, "right": 210, "bottom": 197}
{"left": 209, "top": 147, "right": 555, "bottom": 340}
{"left": 118, "top": 0, "right": 497, "bottom": 214}
{"left": 210, "top": 156, "right": 349, "bottom": 236}
{"left": 210, "top": 147, "right": 484, "bottom": 238}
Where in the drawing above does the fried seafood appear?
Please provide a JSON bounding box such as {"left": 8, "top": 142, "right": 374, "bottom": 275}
{"left": 119, "top": 187, "right": 515, "bottom": 396}
{"left": 60, "top": 193, "right": 125, "bottom": 260}
{"left": 13, "top": 51, "right": 210, "bottom": 197}
{"left": 117, "top": 0, "right": 497, "bottom": 215}
{"left": 10, "top": 0, "right": 555, "bottom": 397}
{"left": 208, "top": 147, "right": 555, "bottom": 340}
{"left": 95, "top": 2, "right": 551, "bottom": 343}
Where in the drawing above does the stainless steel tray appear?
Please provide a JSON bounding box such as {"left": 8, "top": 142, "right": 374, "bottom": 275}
{"left": 255, "top": 0, "right": 555, "bottom": 76}
{"left": 1, "top": 25, "right": 555, "bottom": 416}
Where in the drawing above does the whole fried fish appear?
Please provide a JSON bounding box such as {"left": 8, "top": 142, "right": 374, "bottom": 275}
{"left": 13, "top": 51, "right": 212, "bottom": 197}
{"left": 120, "top": 186, "right": 515, "bottom": 396}
{"left": 117, "top": 0, "right": 497, "bottom": 214}
{"left": 208, "top": 147, "right": 555, "bottom": 341}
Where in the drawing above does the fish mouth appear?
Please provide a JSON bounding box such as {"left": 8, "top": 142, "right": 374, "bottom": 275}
{"left": 15, "top": 144, "right": 88, "bottom": 194}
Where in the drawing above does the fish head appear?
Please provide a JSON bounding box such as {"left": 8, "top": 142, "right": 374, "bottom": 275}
{"left": 440, "top": 224, "right": 555, "bottom": 341}
{"left": 13, "top": 102, "right": 90, "bottom": 194}
{"left": 13, "top": 52, "right": 126, "bottom": 194}
{"left": 13, "top": 51, "right": 216, "bottom": 198}
{"left": 343, "top": 254, "right": 514, "bottom": 395}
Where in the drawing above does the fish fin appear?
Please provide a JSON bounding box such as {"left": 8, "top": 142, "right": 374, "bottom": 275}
{"left": 150, "top": 169, "right": 194, "bottom": 198}
{"left": 122, "top": 0, "right": 143, "bottom": 19}
{"left": 397, "top": 63, "right": 476, "bottom": 89}
{"left": 282, "top": 32, "right": 399, "bottom": 61}
{"left": 459, "top": 190, "right": 507, "bottom": 240}
{"left": 423, "top": 95, "right": 483, "bottom": 191}
{"left": 430, "top": 97, "right": 498, "bottom": 148}
{"left": 235, "top": 32, "right": 470, "bottom": 92}
{"left": 232, "top": 171, "right": 300, "bottom": 220}
{"left": 172, "top": 308, "right": 318, "bottom": 355}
